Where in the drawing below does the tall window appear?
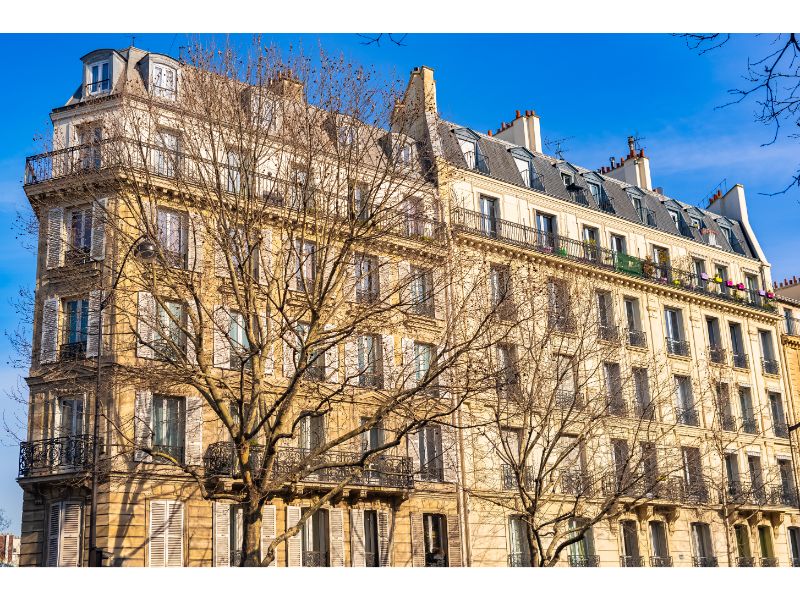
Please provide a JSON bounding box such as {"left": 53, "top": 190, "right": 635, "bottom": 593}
{"left": 418, "top": 425, "right": 443, "bottom": 481}
{"left": 508, "top": 516, "right": 531, "bottom": 567}
{"left": 706, "top": 317, "right": 725, "bottom": 363}
{"left": 350, "top": 182, "right": 371, "bottom": 221}
{"left": 299, "top": 414, "right": 325, "bottom": 450}
{"left": 777, "top": 459, "right": 795, "bottom": 504}
{"left": 57, "top": 395, "right": 85, "bottom": 438}
{"left": 155, "top": 130, "right": 179, "bottom": 177}
{"left": 459, "top": 138, "right": 478, "bottom": 169}
{"left": 355, "top": 254, "right": 380, "bottom": 304}
{"left": 567, "top": 518, "right": 597, "bottom": 567}
{"left": 734, "top": 525, "right": 751, "bottom": 565}
{"left": 691, "top": 523, "right": 716, "bottom": 566}
{"left": 68, "top": 205, "right": 92, "bottom": 255}
{"left": 554, "top": 354, "right": 576, "bottom": 408}
{"left": 748, "top": 455, "right": 765, "bottom": 502}
{"left": 514, "top": 157, "right": 532, "bottom": 187}
{"left": 649, "top": 522, "right": 670, "bottom": 566}
{"left": 152, "top": 64, "right": 177, "bottom": 100}
{"left": 757, "top": 526, "right": 775, "bottom": 564}
{"left": 479, "top": 196, "right": 498, "bottom": 236}
{"left": 582, "top": 226, "right": 599, "bottom": 261}
{"left": 729, "top": 323, "right": 747, "bottom": 368}
{"left": 301, "top": 508, "right": 330, "bottom": 567}
{"left": 759, "top": 330, "right": 779, "bottom": 374}
{"left": 363, "top": 510, "right": 380, "bottom": 567}
{"left": 674, "top": 376, "right": 697, "bottom": 426}
{"left": 739, "top": 387, "right": 757, "bottom": 434}
{"left": 624, "top": 297, "right": 645, "bottom": 346}
{"left": 596, "top": 290, "right": 616, "bottom": 341}
{"left": 88, "top": 61, "right": 110, "bottom": 94}
{"left": 788, "top": 527, "right": 800, "bottom": 567}
{"left": 664, "top": 308, "right": 687, "bottom": 355}
{"left": 548, "top": 279, "right": 572, "bottom": 332}
{"left": 633, "top": 367, "right": 652, "bottom": 419}
{"left": 620, "top": 520, "right": 641, "bottom": 566}
{"left": 652, "top": 246, "right": 670, "bottom": 279}
{"left": 413, "top": 342, "right": 437, "bottom": 391}
{"left": 152, "top": 395, "right": 185, "bottom": 462}
{"left": 63, "top": 298, "right": 89, "bottom": 359}
{"left": 682, "top": 447, "right": 705, "bottom": 499}
{"left": 226, "top": 150, "right": 241, "bottom": 194}
{"left": 610, "top": 234, "right": 626, "bottom": 255}
{"left": 641, "top": 442, "right": 658, "bottom": 487}
{"left": 724, "top": 453, "right": 741, "bottom": 496}
{"left": 295, "top": 241, "right": 317, "bottom": 292}
{"left": 423, "top": 514, "right": 448, "bottom": 567}
{"left": 357, "top": 334, "right": 383, "bottom": 388}
{"left": 228, "top": 311, "right": 251, "bottom": 370}
{"left": 604, "top": 362, "right": 625, "bottom": 416}
{"left": 290, "top": 167, "right": 311, "bottom": 210}
{"left": 154, "top": 300, "right": 187, "bottom": 360}
{"left": 157, "top": 208, "right": 188, "bottom": 269}
{"left": 489, "top": 264, "right": 514, "bottom": 320}
{"left": 409, "top": 265, "right": 434, "bottom": 317}
{"left": 715, "top": 264, "right": 729, "bottom": 296}
{"left": 769, "top": 392, "right": 788, "bottom": 437}
{"left": 78, "top": 125, "right": 103, "bottom": 170}
{"left": 496, "top": 343, "right": 519, "bottom": 399}
{"left": 716, "top": 383, "right": 734, "bottom": 431}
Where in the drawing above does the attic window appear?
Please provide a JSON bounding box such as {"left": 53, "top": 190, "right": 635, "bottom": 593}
{"left": 338, "top": 125, "right": 356, "bottom": 146}
{"left": 152, "top": 65, "right": 177, "bottom": 100}
{"left": 457, "top": 136, "right": 488, "bottom": 174}
{"left": 88, "top": 61, "right": 110, "bottom": 95}
{"left": 398, "top": 143, "right": 413, "bottom": 165}
{"left": 690, "top": 217, "right": 702, "bottom": 229}
{"left": 561, "top": 172, "right": 573, "bottom": 187}
{"left": 668, "top": 210, "right": 680, "bottom": 229}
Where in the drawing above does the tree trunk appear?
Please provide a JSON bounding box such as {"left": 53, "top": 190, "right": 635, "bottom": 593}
{"left": 243, "top": 500, "right": 263, "bottom": 567}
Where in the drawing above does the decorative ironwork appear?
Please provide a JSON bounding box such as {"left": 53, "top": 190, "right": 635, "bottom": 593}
{"left": 620, "top": 555, "right": 644, "bottom": 567}
{"left": 692, "top": 556, "right": 718, "bottom": 567}
{"left": 760, "top": 557, "right": 779, "bottom": 567}
{"left": 773, "top": 422, "right": 789, "bottom": 439}
{"left": 732, "top": 353, "right": 749, "bottom": 369}
{"left": 18, "top": 435, "right": 95, "bottom": 477}
{"left": 649, "top": 556, "right": 673, "bottom": 567}
{"left": 598, "top": 324, "right": 619, "bottom": 343}
{"left": 666, "top": 338, "right": 691, "bottom": 357}
{"left": 60, "top": 341, "right": 87, "bottom": 361}
{"left": 606, "top": 395, "right": 628, "bottom": 418}
{"left": 508, "top": 552, "right": 532, "bottom": 567}
{"left": 425, "top": 554, "right": 448, "bottom": 567}
{"left": 769, "top": 485, "right": 798, "bottom": 506}
{"left": 626, "top": 328, "right": 647, "bottom": 348}
{"left": 501, "top": 464, "right": 535, "bottom": 490}
{"left": 708, "top": 346, "right": 727, "bottom": 365}
{"left": 302, "top": 550, "right": 329, "bottom": 567}
{"left": 554, "top": 389, "right": 581, "bottom": 410}
{"left": 742, "top": 417, "right": 759, "bottom": 435}
{"left": 560, "top": 469, "right": 593, "bottom": 496}
{"left": 736, "top": 557, "right": 755, "bottom": 567}
{"left": 152, "top": 445, "right": 184, "bottom": 464}
{"left": 761, "top": 358, "right": 780, "bottom": 376}
{"left": 677, "top": 407, "right": 699, "bottom": 427}
{"left": 568, "top": 555, "right": 600, "bottom": 567}
{"left": 719, "top": 413, "right": 736, "bottom": 432}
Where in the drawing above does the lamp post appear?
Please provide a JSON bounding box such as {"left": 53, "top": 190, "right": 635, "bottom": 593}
{"left": 88, "top": 235, "right": 155, "bottom": 568}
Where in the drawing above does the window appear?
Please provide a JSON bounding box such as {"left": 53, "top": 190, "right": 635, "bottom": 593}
{"left": 157, "top": 208, "right": 188, "bottom": 269}
{"left": 716, "top": 383, "right": 734, "bottom": 431}
{"left": 738, "top": 387, "right": 757, "bottom": 434}
{"left": 641, "top": 442, "right": 658, "bottom": 487}
{"left": 500, "top": 427, "right": 521, "bottom": 465}
{"left": 62, "top": 298, "right": 89, "bottom": 359}
{"left": 508, "top": 516, "right": 531, "bottom": 567}
{"left": 561, "top": 172, "right": 573, "bottom": 187}
{"left": 293, "top": 322, "right": 325, "bottom": 381}
{"left": 301, "top": 508, "right": 330, "bottom": 567}
{"left": 610, "top": 234, "right": 626, "bottom": 255}
{"left": 769, "top": 392, "right": 788, "bottom": 437}
{"left": 624, "top": 297, "right": 645, "bottom": 346}
{"left": 355, "top": 254, "right": 380, "bottom": 304}
{"left": 152, "top": 64, "right": 177, "bottom": 100}
{"left": 295, "top": 241, "right": 317, "bottom": 292}
{"left": 748, "top": 455, "right": 765, "bottom": 502}
{"left": 56, "top": 395, "right": 85, "bottom": 438}
{"left": 674, "top": 376, "right": 697, "bottom": 426}
{"left": 363, "top": 510, "right": 380, "bottom": 567}
{"left": 652, "top": 246, "right": 670, "bottom": 279}
{"left": 155, "top": 130, "right": 180, "bottom": 177}
{"left": 620, "top": 520, "right": 641, "bottom": 567}
{"left": 357, "top": 334, "right": 383, "bottom": 388}
{"left": 757, "top": 526, "right": 775, "bottom": 563}
{"left": 714, "top": 264, "right": 729, "bottom": 296}
{"left": 290, "top": 166, "right": 312, "bottom": 210}
{"left": 720, "top": 225, "right": 738, "bottom": 250}
{"left": 299, "top": 414, "right": 325, "bottom": 450}
{"left": 777, "top": 459, "right": 795, "bottom": 504}
{"left": 554, "top": 354, "right": 576, "bottom": 407}
{"left": 604, "top": 362, "right": 625, "bottom": 416}
{"left": 693, "top": 258, "right": 706, "bottom": 287}
{"left": 548, "top": 279, "right": 573, "bottom": 332}
{"left": 664, "top": 308, "right": 687, "bottom": 355}
{"left": 227, "top": 505, "right": 245, "bottom": 567}
{"left": 536, "top": 212, "right": 557, "bottom": 248}
{"left": 338, "top": 125, "right": 356, "bottom": 146}
{"left": 361, "top": 417, "right": 384, "bottom": 454}
{"left": 724, "top": 453, "right": 741, "bottom": 495}
{"left": 785, "top": 308, "right": 797, "bottom": 336}
{"left": 582, "top": 226, "right": 599, "bottom": 261}
{"left": 349, "top": 182, "right": 371, "bottom": 221}
{"left": 596, "top": 290, "right": 616, "bottom": 341}
{"left": 496, "top": 343, "right": 519, "bottom": 399}
{"left": 690, "top": 217, "right": 701, "bottom": 229}
{"left": 418, "top": 425, "right": 443, "bottom": 481}
{"left": 154, "top": 300, "right": 187, "bottom": 360}
{"left": 682, "top": 447, "right": 706, "bottom": 500}
{"left": 729, "top": 323, "right": 747, "bottom": 368}
{"left": 745, "top": 274, "right": 759, "bottom": 295}
{"left": 68, "top": 205, "right": 93, "bottom": 255}
{"left": 423, "top": 514, "right": 448, "bottom": 567}
{"left": 788, "top": 527, "right": 800, "bottom": 567}
{"left": 611, "top": 439, "right": 630, "bottom": 486}
{"left": 46, "top": 501, "right": 83, "bottom": 567}
{"left": 409, "top": 265, "right": 435, "bottom": 317}
{"left": 152, "top": 395, "right": 185, "bottom": 462}
{"left": 633, "top": 367, "right": 653, "bottom": 419}
{"left": 489, "top": 264, "right": 514, "bottom": 319}
{"left": 734, "top": 525, "right": 751, "bottom": 565}
{"left": 413, "top": 342, "right": 437, "bottom": 391}
{"left": 587, "top": 181, "right": 601, "bottom": 202}
{"left": 759, "top": 330, "right": 779, "bottom": 374}
{"left": 78, "top": 124, "right": 103, "bottom": 171}
{"left": 706, "top": 317, "right": 725, "bottom": 363}
{"left": 397, "top": 143, "right": 413, "bottom": 166}
{"left": 514, "top": 157, "right": 532, "bottom": 187}
{"left": 649, "top": 522, "right": 670, "bottom": 566}
{"left": 458, "top": 136, "right": 487, "bottom": 173}
{"left": 226, "top": 150, "right": 241, "bottom": 194}
{"left": 479, "top": 195, "right": 498, "bottom": 236}
{"left": 88, "top": 61, "right": 110, "bottom": 94}
{"left": 690, "top": 523, "right": 715, "bottom": 566}
{"left": 228, "top": 311, "right": 251, "bottom": 370}
{"left": 567, "top": 518, "right": 597, "bottom": 567}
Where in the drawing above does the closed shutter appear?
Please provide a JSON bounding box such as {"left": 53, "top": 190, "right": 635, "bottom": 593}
{"left": 134, "top": 390, "right": 153, "bottom": 462}
{"left": 149, "top": 500, "right": 167, "bottom": 567}
{"left": 46, "top": 207, "right": 64, "bottom": 269}
{"left": 343, "top": 253, "right": 356, "bottom": 301}
{"left": 90, "top": 197, "right": 107, "bottom": 261}
{"left": 407, "top": 431, "right": 421, "bottom": 480}
{"left": 401, "top": 338, "right": 415, "bottom": 389}
{"left": 187, "top": 212, "right": 204, "bottom": 273}
{"left": 397, "top": 260, "right": 411, "bottom": 306}
{"left": 85, "top": 289, "right": 102, "bottom": 358}
{"left": 136, "top": 291, "right": 156, "bottom": 358}
{"left": 286, "top": 506, "right": 302, "bottom": 567}
{"left": 185, "top": 396, "right": 203, "bottom": 465}
{"left": 165, "top": 501, "right": 185, "bottom": 567}
{"left": 350, "top": 509, "right": 365, "bottom": 567}
{"left": 46, "top": 502, "right": 62, "bottom": 566}
{"left": 258, "top": 228, "right": 273, "bottom": 285}
{"left": 260, "top": 504, "right": 277, "bottom": 566}
{"left": 437, "top": 344, "right": 449, "bottom": 399}
{"left": 215, "top": 239, "right": 229, "bottom": 278}
{"left": 213, "top": 502, "right": 231, "bottom": 567}
{"left": 59, "top": 502, "right": 82, "bottom": 567}
{"left": 377, "top": 510, "right": 392, "bottom": 567}
{"left": 213, "top": 306, "right": 231, "bottom": 368}
{"left": 324, "top": 324, "right": 339, "bottom": 383}
{"left": 186, "top": 311, "right": 198, "bottom": 366}
{"left": 40, "top": 296, "right": 60, "bottom": 364}
{"left": 329, "top": 508, "right": 345, "bottom": 567}
{"left": 382, "top": 334, "right": 395, "bottom": 389}
{"left": 286, "top": 237, "right": 299, "bottom": 291}
{"left": 410, "top": 513, "right": 425, "bottom": 567}
{"left": 344, "top": 339, "right": 359, "bottom": 383}
{"left": 446, "top": 514, "right": 463, "bottom": 567}
{"left": 441, "top": 423, "right": 459, "bottom": 483}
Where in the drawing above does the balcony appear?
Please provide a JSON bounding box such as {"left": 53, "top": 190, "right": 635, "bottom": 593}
{"left": 634, "top": 401, "right": 656, "bottom": 421}
{"left": 760, "top": 557, "right": 779, "bottom": 567}
{"left": 357, "top": 372, "right": 384, "bottom": 390}
{"left": 626, "top": 328, "right": 647, "bottom": 348}
{"left": 619, "top": 555, "right": 644, "bottom": 567}
{"left": 410, "top": 300, "right": 436, "bottom": 318}
{"left": 736, "top": 557, "right": 755, "bottom": 567}
{"left": 692, "top": 556, "right": 718, "bottom": 567}
{"left": 761, "top": 358, "right": 780, "bottom": 376}
{"left": 649, "top": 556, "right": 673, "bottom": 567}
{"left": 418, "top": 462, "right": 445, "bottom": 482}
{"left": 204, "top": 442, "right": 414, "bottom": 490}
{"left": 559, "top": 469, "right": 593, "bottom": 496}
{"left": 18, "top": 435, "right": 95, "bottom": 478}
{"left": 742, "top": 417, "right": 759, "bottom": 435}
{"left": 769, "top": 485, "right": 798, "bottom": 506}
{"left": 501, "top": 464, "right": 534, "bottom": 490}
{"left": 508, "top": 552, "right": 532, "bottom": 567}
{"left": 677, "top": 407, "right": 700, "bottom": 427}
{"left": 554, "top": 389, "right": 581, "bottom": 410}
{"left": 684, "top": 479, "right": 711, "bottom": 504}
{"left": 449, "top": 208, "right": 777, "bottom": 313}
{"left": 606, "top": 395, "right": 629, "bottom": 418}
{"left": 568, "top": 555, "right": 599, "bottom": 567}
{"left": 719, "top": 413, "right": 736, "bottom": 432}
{"left": 494, "top": 299, "right": 518, "bottom": 322}
{"left": 708, "top": 346, "right": 727, "bottom": 365}
{"left": 60, "top": 340, "right": 87, "bottom": 361}
{"left": 602, "top": 474, "right": 685, "bottom": 503}
{"left": 773, "top": 422, "right": 789, "bottom": 439}
{"left": 732, "top": 353, "right": 750, "bottom": 370}
{"left": 598, "top": 324, "right": 619, "bottom": 343}
{"left": 548, "top": 311, "right": 577, "bottom": 334}
{"left": 64, "top": 247, "right": 92, "bottom": 267}
{"left": 666, "top": 338, "right": 691, "bottom": 357}
{"left": 302, "top": 551, "right": 329, "bottom": 567}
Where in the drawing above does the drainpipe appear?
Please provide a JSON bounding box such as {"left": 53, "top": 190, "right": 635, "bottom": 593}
{"left": 779, "top": 333, "right": 800, "bottom": 510}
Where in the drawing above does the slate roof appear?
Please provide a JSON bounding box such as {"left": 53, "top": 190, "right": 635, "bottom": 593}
{"left": 438, "top": 121, "right": 756, "bottom": 260}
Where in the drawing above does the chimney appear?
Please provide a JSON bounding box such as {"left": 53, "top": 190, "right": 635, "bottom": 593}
{"left": 605, "top": 136, "right": 652, "bottom": 190}
{"left": 268, "top": 70, "right": 304, "bottom": 102}
{"left": 493, "top": 108, "right": 543, "bottom": 154}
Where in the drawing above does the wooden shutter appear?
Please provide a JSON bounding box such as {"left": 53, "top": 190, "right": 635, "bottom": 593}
{"left": 442, "top": 423, "right": 459, "bottom": 483}
{"left": 90, "top": 197, "right": 107, "bottom": 261}
{"left": 446, "top": 514, "right": 463, "bottom": 567}
{"left": 134, "top": 390, "right": 153, "bottom": 462}
{"left": 329, "top": 508, "right": 345, "bottom": 567}
{"left": 344, "top": 339, "right": 359, "bottom": 383}
{"left": 136, "top": 291, "right": 156, "bottom": 359}
{"left": 46, "top": 502, "right": 62, "bottom": 566}
{"left": 437, "top": 343, "right": 450, "bottom": 399}
{"left": 85, "top": 290, "right": 102, "bottom": 358}
{"left": 187, "top": 212, "right": 204, "bottom": 273}
{"left": 286, "top": 506, "right": 302, "bottom": 567}
{"left": 149, "top": 500, "right": 167, "bottom": 567}
{"left": 382, "top": 334, "right": 395, "bottom": 389}
{"left": 39, "top": 296, "right": 60, "bottom": 364}
{"left": 342, "top": 253, "right": 356, "bottom": 301}
{"left": 45, "top": 207, "right": 64, "bottom": 269}
{"left": 377, "top": 510, "right": 392, "bottom": 567}
{"left": 410, "top": 512, "right": 425, "bottom": 567}
{"left": 401, "top": 338, "right": 415, "bottom": 389}
{"left": 324, "top": 324, "right": 339, "bottom": 383}
{"left": 212, "top": 306, "right": 231, "bottom": 368}
{"left": 349, "top": 509, "right": 366, "bottom": 567}
{"left": 165, "top": 501, "right": 185, "bottom": 567}
{"left": 213, "top": 502, "right": 231, "bottom": 567}
{"left": 186, "top": 311, "right": 198, "bottom": 366}
{"left": 283, "top": 337, "right": 296, "bottom": 378}
{"left": 215, "top": 238, "right": 229, "bottom": 279}
{"left": 258, "top": 228, "right": 273, "bottom": 285}
{"left": 260, "top": 504, "right": 277, "bottom": 566}
{"left": 59, "top": 502, "right": 82, "bottom": 567}
{"left": 185, "top": 396, "right": 203, "bottom": 465}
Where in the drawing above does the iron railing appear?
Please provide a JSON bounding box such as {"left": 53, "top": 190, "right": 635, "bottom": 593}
{"left": 649, "top": 556, "right": 673, "bottom": 567}
{"left": 554, "top": 389, "right": 581, "bottom": 410}
{"left": 606, "top": 395, "right": 629, "bottom": 418}
{"left": 774, "top": 422, "right": 789, "bottom": 439}
{"left": 708, "top": 346, "right": 727, "bottom": 365}
{"left": 692, "top": 556, "right": 718, "bottom": 567}
{"left": 602, "top": 473, "right": 685, "bottom": 503}
{"left": 626, "top": 328, "right": 647, "bottom": 348}
{"left": 64, "top": 248, "right": 92, "bottom": 266}
{"left": 508, "top": 552, "right": 532, "bottom": 567}
{"left": 761, "top": 557, "right": 779, "bottom": 567}
{"left": 770, "top": 485, "right": 798, "bottom": 506}
{"left": 60, "top": 340, "right": 87, "bottom": 361}
{"left": 736, "top": 557, "right": 755, "bottom": 567}
{"left": 357, "top": 372, "right": 384, "bottom": 389}
{"left": 152, "top": 444, "right": 184, "bottom": 464}
{"left": 666, "top": 338, "right": 691, "bottom": 357}
{"left": 559, "top": 469, "right": 593, "bottom": 496}
{"left": 684, "top": 479, "right": 711, "bottom": 504}
{"left": 634, "top": 401, "right": 656, "bottom": 421}
{"left": 302, "top": 551, "right": 329, "bottom": 567}
{"left": 501, "top": 464, "right": 535, "bottom": 490}
{"left": 449, "top": 207, "right": 777, "bottom": 313}
{"left": 761, "top": 358, "right": 780, "bottom": 376}
{"left": 18, "top": 435, "right": 95, "bottom": 477}
{"left": 568, "top": 555, "right": 600, "bottom": 567}
{"left": 719, "top": 413, "right": 736, "bottom": 432}
{"left": 791, "top": 557, "right": 800, "bottom": 567}
{"left": 548, "top": 311, "right": 577, "bottom": 333}
{"left": 620, "top": 555, "right": 644, "bottom": 567}
{"left": 677, "top": 407, "right": 700, "bottom": 427}
{"left": 410, "top": 299, "right": 436, "bottom": 318}
{"left": 419, "top": 462, "right": 445, "bottom": 482}
{"left": 598, "top": 324, "right": 619, "bottom": 343}
{"left": 732, "top": 353, "right": 750, "bottom": 369}
{"left": 425, "top": 554, "right": 449, "bottom": 567}
{"left": 742, "top": 417, "right": 759, "bottom": 435}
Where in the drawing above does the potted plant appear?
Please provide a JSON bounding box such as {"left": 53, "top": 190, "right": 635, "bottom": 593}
{"left": 725, "top": 280, "right": 734, "bottom": 288}
{"left": 558, "top": 247, "right": 568, "bottom": 257}
{"left": 766, "top": 291, "right": 775, "bottom": 299}
{"left": 758, "top": 289, "right": 766, "bottom": 297}
{"left": 672, "top": 277, "right": 682, "bottom": 286}
{"left": 736, "top": 282, "right": 746, "bottom": 291}
{"left": 713, "top": 274, "right": 723, "bottom": 284}
{"left": 642, "top": 258, "right": 656, "bottom": 278}
{"left": 700, "top": 272, "right": 709, "bottom": 281}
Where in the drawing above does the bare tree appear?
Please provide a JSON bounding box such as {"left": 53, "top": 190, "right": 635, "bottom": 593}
{"left": 0, "top": 508, "right": 9, "bottom": 531}
{"left": 39, "top": 39, "right": 500, "bottom": 566}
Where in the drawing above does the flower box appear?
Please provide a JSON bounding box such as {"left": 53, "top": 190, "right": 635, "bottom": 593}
{"left": 713, "top": 275, "right": 723, "bottom": 284}
{"left": 766, "top": 291, "right": 775, "bottom": 299}
{"left": 700, "top": 272, "right": 709, "bottom": 281}
{"left": 725, "top": 280, "right": 734, "bottom": 288}
{"left": 736, "top": 283, "right": 746, "bottom": 291}
{"left": 758, "top": 290, "right": 766, "bottom": 297}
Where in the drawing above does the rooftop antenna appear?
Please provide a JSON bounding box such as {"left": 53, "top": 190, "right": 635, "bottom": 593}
{"left": 544, "top": 135, "right": 573, "bottom": 160}
{"left": 130, "top": 35, "right": 136, "bottom": 48}
{"left": 632, "top": 131, "right": 646, "bottom": 153}
{"left": 700, "top": 178, "right": 729, "bottom": 206}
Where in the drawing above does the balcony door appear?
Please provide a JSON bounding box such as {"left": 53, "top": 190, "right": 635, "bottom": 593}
{"left": 758, "top": 526, "right": 774, "bottom": 561}
{"left": 649, "top": 521, "right": 669, "bottom": 562}
{"left": 690, "top": 523, "right": 714, "bottom": 561}
{"left": 620, "top": 520, "right": 640, "bottom": 565}
{"left": 479, "top": 196, "right": 498, "bottom": 237}
{"left": 301, "top": 508, "right": 330, "bottom": 567}
{"left": 57, "top": 396, "right": 85, "bottom": 438}
{"left": 735, "top": 525, "right": 751, "bottom": 563}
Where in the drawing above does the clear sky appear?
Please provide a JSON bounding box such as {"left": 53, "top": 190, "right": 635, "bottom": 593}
{"left": 0, "top": 33, "right": 798, "bottom": 533}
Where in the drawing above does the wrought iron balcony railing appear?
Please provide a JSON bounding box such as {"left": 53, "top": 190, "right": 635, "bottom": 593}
{"left": 501, "top": 464, "right": 535, "bottom": 490}
{"left": 18, "top": 435, "right": 95, "bottom": 477}
{"left": 634, "top": 400, "right": 656, "bottom": 421}
{"left": 548, "top": 311, "right": 577, "bottom": 333}
{"left": 559, "top": 469, "right": 593, "bottom": 496}
{"left": 64, "top": 247, "right": 92, "bottom": 266}
{"left": 554, "top": 389, "right": 581, "bottom": 410}
{"left": 649, "top": 556, "right": 673, "bottom": 567}
{"left": 508, "top": 552, "right": 532, "bottom": 567}
{"left": 677, "top": 407, "right": 699, "bottom": 427}
{"left": 606, "top": 395, "right": 629, "bottom": 418}
{"left": 736, "top": 556, "right": 755, "bottom": 567}
{"left": 719, "top": 413, "right": 736, "bottom": 432}
{"left": 708, "top": 346, "right": 727, "bottom": 365}
{"left": 425, "top": 554, "right": 449, "bottom": 567}
{"left": 769, "top": 485, "right": 798, "bottom": 506}
{"left": 60, "top": 340, "right": 87, "bottom": 361}
{"left": 791, "top": 557, "right": 800, "bottom": 567}
{"left": 357, "top": 372, "right": 384, "bottom": 390}
{"left": 204, "top": 442, "right": 414, "bottom": 489}
{"left": 692, "top": 556, "right": 718, "bottom": 567}
{"left": 666, "top": 338, "right": 691, "bottom": 357}
{"left": 598, "top": 324, "right": 619, "bottom": 343}
{"left": 602, "top": 473, "right": 685, "bottom": 503}
{"left": 761, "top": 358, "right": 780, "bottom": 376}
{"left": 732, "top": 352, "right": 749, "bottom": 369}
{"left": 773, "top": 422, "right": 789, "bottom": 439}
{"left": 760, "top": 557, "right": 779, "bottom": 567}
{"left": 620, "top": 555, "right": 644, "bottom": 567}
{"left": 626, "top": 328, "right": 647, "bottom": 348}
{"left": 152, "top": 444, "right": 185, "bottom": 464}
{"left": 409, "top": 299, "right": 436, "bottom": 318}
{"left": 568, "top": 555, "right": 600, "bottom": 567}
{"left": 302, "top": 550, "right": 329, "bottom": 567}
{"left": 684, "top": 479, "right": 711, "bottom": 504}
{"left": 419, "top": 461, "right": 445, "bottom": 483}
{"left": 742, "top": 417, "right": 759, "bottom": 435}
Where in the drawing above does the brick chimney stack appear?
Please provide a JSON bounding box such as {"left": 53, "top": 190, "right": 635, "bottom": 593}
{"left": 493, "top": 108, "right": 543, "bottom": 154}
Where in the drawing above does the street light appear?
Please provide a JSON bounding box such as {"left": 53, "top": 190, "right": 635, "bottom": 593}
{"left": 88, "top": 235, "right": 154, "bottom": 567}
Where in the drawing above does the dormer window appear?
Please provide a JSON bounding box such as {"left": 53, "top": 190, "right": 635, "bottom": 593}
{"left": 690, "top": 217, "right": 702, "bottom": 229}
{"left": 561, "top": 172, "right": 573, "bottom": 187}
{"left": 88, "top": 61, "right": 110, "bottom": 95}
{"left": 587, "top": 182, "right": 601, "bottom": 201}
{"left": 398, "top": 143, "right": 413, "bottom": 165}
{"left": 338, "top": 125, "right": 356, "bottom": 146}
{"left": 152, "top": 65, "right": 177, "bottom": 100}
{"left": 668, "top": 210, "right": 680, "bottom": 229}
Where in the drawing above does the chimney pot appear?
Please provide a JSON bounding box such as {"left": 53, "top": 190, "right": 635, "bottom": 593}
{"left": 488, "top": 130, "right": 493, "bottom": 137}
{"left": 515, "top": 109, "right": 521, "bottom": 119}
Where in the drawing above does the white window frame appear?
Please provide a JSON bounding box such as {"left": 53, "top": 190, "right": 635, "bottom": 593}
{"left": 88, "top": 60, "right": 110, "bottom": 95}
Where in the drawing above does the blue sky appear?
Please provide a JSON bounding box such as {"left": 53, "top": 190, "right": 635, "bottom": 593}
{"left": 0, "top": 33, "right": 798, "bottom": 533}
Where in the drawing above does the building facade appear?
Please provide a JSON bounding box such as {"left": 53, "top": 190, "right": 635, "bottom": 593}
{"left": 15, "top": 49, "right": 800, "bottom": 568}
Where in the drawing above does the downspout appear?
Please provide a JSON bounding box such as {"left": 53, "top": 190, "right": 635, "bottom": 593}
{"left": 778, "top": 330, "right": 800, "bottom": 510}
